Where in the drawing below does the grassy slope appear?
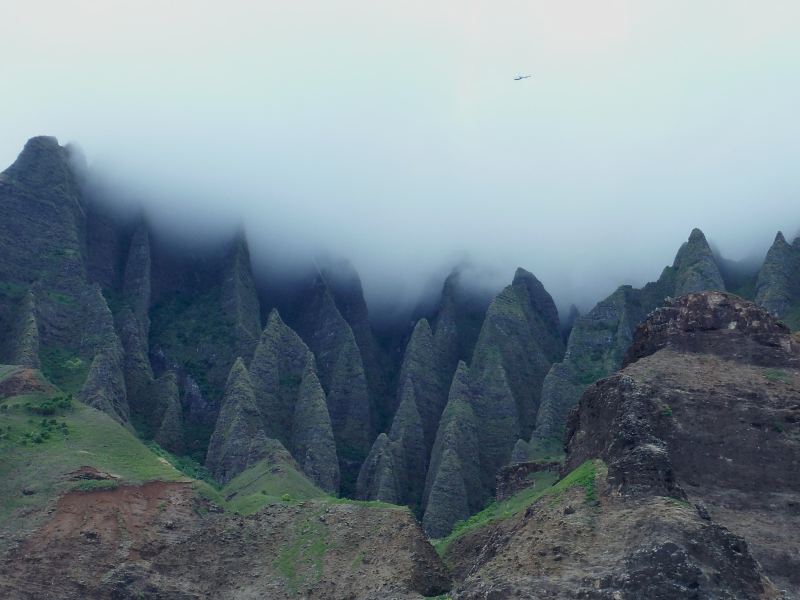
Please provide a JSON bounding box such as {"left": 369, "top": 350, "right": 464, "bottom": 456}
{"left": 434, "top": 460, "right": 604, "bottom": 557}
{"left": 0, "top": 384, "right": 185, "bottom": 549}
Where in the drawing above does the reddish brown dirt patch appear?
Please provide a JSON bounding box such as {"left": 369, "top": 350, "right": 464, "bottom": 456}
{"left": 0, "top": 367, "right": 53, "bottom": 399}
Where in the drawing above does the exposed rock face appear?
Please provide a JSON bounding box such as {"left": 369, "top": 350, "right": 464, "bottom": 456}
{"left": 447, "top": 292, "right": 794, "bottom": 598}
{"left": 422, "top": 362, "right": 484, "bottom": 537}
{"left": 288, "top": 273, "right": 372, "bottom": 494}
{"left": 291, "top": 365, "right": 340, "bottom": 494}
{"left": 0, "top": 137, "right": 128, "bottom": 423}
{"left": 624, "top": 291, "right": 796, "bottom": 368}
{"left": 755, "top": 231, "right": 800, "bottom": 329}
{"left": 0, "top": 483, "right": 451, "bottom": 600}
{"left": 672, "top": 228, "right": 726, "bottom": 296}
{"left": 205, "top": 358, "right": 269, "bottom": 483}
{"left": 532, "top": 228, "right": 726, "bottom": 446}
{"left": 395, "top": 318, "right": 448, "bottom": 451}
{"left": 431, "top": 268, "right": 492, "bottom": 375}
{"left": 560, "top": 292, "right": 800, "bottom": 594}
{"left": 214, "top": 311, "right": 340, "bottom": 492}
{"left": 221, "top": 233, "right": 262, "bottom": 362}
{"left": 356, "top": 379, "right": 426, "bottom": 510}
{"left": 322, "top": 259, "right": 392, "bottom": 432}
{"left": 472, "top": 268, "right": 565, "bottom": 439}
{"left": 151, "top": 371, "right": 185, "bottom": 455}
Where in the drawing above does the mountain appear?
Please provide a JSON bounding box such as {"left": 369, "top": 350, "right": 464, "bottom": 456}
{"left": 755, "top": 231, "right": 800, "bottom": 329}
{"left": 440, "top": 292, "right": 800, "bottom": 598}
{"left": 2, "top": 135, "right": 800, "bottom": 598}
{"left": 528, "top": 228, "right": 726, "bottom": 453}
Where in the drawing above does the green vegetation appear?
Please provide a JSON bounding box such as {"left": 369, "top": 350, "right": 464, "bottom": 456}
{"left": 528, "top": 437, "right": 566, "bottom": 462}
{"left": 274, "top": 506, "right": 330, "bottom": 594}
{"left": 434, "top": 460, "right": 604, "bottom": 557}
{"left": 26, "top": 393, "right": 73, "bottom": 416}
{"left": 660, "top": 404, "right": 673, "bottom": 418}
{"left": 783, "top": 302, "right": 800, "bottom": 331}
{"left": 0, "top": 388, "right": 184, "bottom": 550}
{"left": 763, "top": 368, "right": 791, "bottom": 383}
{"left": 39, "top": 346, "right": 88, "bottom": 394}
{"left": 221, "top": 458, "right": 325, "bottom": 515}
{"left": 145, "top": 441, "right": 216, "bottom": 486}
{"left": 73, "top": 479, "right": 120, "bottom": 492}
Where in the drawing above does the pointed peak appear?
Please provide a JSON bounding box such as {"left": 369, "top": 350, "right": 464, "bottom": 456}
{"left": 411, "top": 317, "right": 433, "bottom": 339}
{"left": 229, "top": 357, "right": 249, "bottom": 378}
{"left": 688, "top": 227, "right": 707, "bottom": 244}
{"left": 774, "top": 231, "right": 787, "bottom": 245}
{"left": 512, "top": 267, "right": 537, "bottom": 285}
{"left": 3, "top": 136, "right": 76, "bottom": 189}
{"left": 266, "top": 307, "right": 285, "bottom": 328}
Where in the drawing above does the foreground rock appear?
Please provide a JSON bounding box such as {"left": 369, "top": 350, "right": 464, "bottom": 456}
{"left": 0, "top": 482, "right": 450, "bottom": 599}
{"left": 445, "top": 292, "right": 799, "bottom": 598}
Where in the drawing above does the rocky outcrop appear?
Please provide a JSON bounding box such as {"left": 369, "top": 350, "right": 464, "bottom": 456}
{"left": 532, "top": 228, "right": 726, "bottom": 447}
{"left": 221, "top": 233, "right": 262, "bottom": 362}
{"left": 0, "top": 137, "right": 129, "bottom": 422}
{"left": 289, "top": 274, "right": 372, "bottom": 494}
{"left": 446, "top": 292, "right": 793, "bottom": 598}
{"left": 205, "top": 358, "right": 269, "bottom": 484}
{"left": 395, "top": 318, "right": 448, "bottom": 451}
{"left": 356, "top": 379, "right": 426, "bottom": 510}
{"left": 291, "top": 365, "right": 340, "bottom": 494}
{"left": 472, "top": 268, "right": 565, "bottom": 440}
{"left": 422, "top": 362, "right": 484, "bottom": 537}
{"left": 755, "top": 231, "right": 800, "bottom": 329}
{"left": 225, "top": 310, "right": 340, "bottom": 492}
{"left": 671, "top": 228, "right": 726, "bottom": 295}
{"left": 151, "top": 371, "right": 185, "bottom": 454}
{"left": 0, "top": 482, "right": 451, "bottom": 600}
{"left": 560, "top": 291, "right": 800, "bottom": 594}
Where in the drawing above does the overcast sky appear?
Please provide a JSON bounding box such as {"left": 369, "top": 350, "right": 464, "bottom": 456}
{"left": 1, "top": 1, "right": 799, "bottom": 312}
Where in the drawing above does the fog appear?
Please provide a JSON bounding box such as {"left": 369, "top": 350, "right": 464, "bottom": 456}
{"left": 2, "top": 1, "right": 800, "bottom": 314}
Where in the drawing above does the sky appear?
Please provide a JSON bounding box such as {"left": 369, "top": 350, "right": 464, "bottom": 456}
{"left": 1, "top": 1, "right": 799, "bottom": 313}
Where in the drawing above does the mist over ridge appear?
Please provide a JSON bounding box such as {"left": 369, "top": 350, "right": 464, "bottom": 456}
{"left": 2, "top": 1, "right": 800, "bottom": 317}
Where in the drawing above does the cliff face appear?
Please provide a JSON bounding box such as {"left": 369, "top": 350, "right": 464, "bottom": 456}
{"left": 755, "top": 231, "right": 800, "bottom": 329}
{"left": 446, "top": 292, "right": 798, "bottom": 598}
{"left": 531, "top": 228, "right": 726, "bottom": 450}
{"left": 0, "top": 137, "right": 128, "bottom": 423}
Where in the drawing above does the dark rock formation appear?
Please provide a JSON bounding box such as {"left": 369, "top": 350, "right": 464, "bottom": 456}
{"left": 0, "top": 137, "right": 129, "bottom": 423}
{"left": 447, "top": 291, "right": 793, "bottom": 598}
{"left": 356, "top": 379, "right": 426, "bottom": 510}
{"left": 422, "top": 362, "right": 484, "bottom": 537}
{"left": 495, "top": 460, "right": 560, "bottom": 502}
{"left": 152, "top": 371, "right": 185, "bottom": 454}
{"left": 755, "top": 231, "right": 800, "bottom": 329}
{"left": 471, "top": 268, "right": 565, "bottom": 440}
{"left": 287, "top": 273, "right": 371, "bottom": 494}
{"left": 291, "top": 364, "right": 340, "bottom": 494}
{"left": 395, "top": 318, "right": 447, "bottom": 451}
{"left": 532, "top": 228, "right": 726, "bottom": 446}
{"left": 205, "top": 358, "right": 269, "bottom": 484}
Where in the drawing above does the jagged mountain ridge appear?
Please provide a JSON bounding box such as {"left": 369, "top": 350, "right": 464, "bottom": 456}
{"left": 0, "top": 135, "right": 797, "bottom": 537}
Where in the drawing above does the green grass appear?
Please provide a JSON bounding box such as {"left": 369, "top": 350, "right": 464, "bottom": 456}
{"left": 39, "top": 346, "right": 88, "bottom": 394}
{"left": 274, "top": 506, "right": 330, "bottom": 594}
{"left": 222, "top": 458, "right": 326, "bottom": 515}
{"left": 434, "top": 460, "right": 604, "bottom": 557}
{"left": 763, "top": 368, "right": 791, "bottom": 383}
{"left": 0, "top": 389, "right": 185, "bottom": 551}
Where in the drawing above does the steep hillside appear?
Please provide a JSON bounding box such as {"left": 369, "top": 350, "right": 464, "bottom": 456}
{"left": 443, "top": 292, "right": 799, "bottom": 598}
{"left": 0, "top": 371, "right": 450, "bottom": 599}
